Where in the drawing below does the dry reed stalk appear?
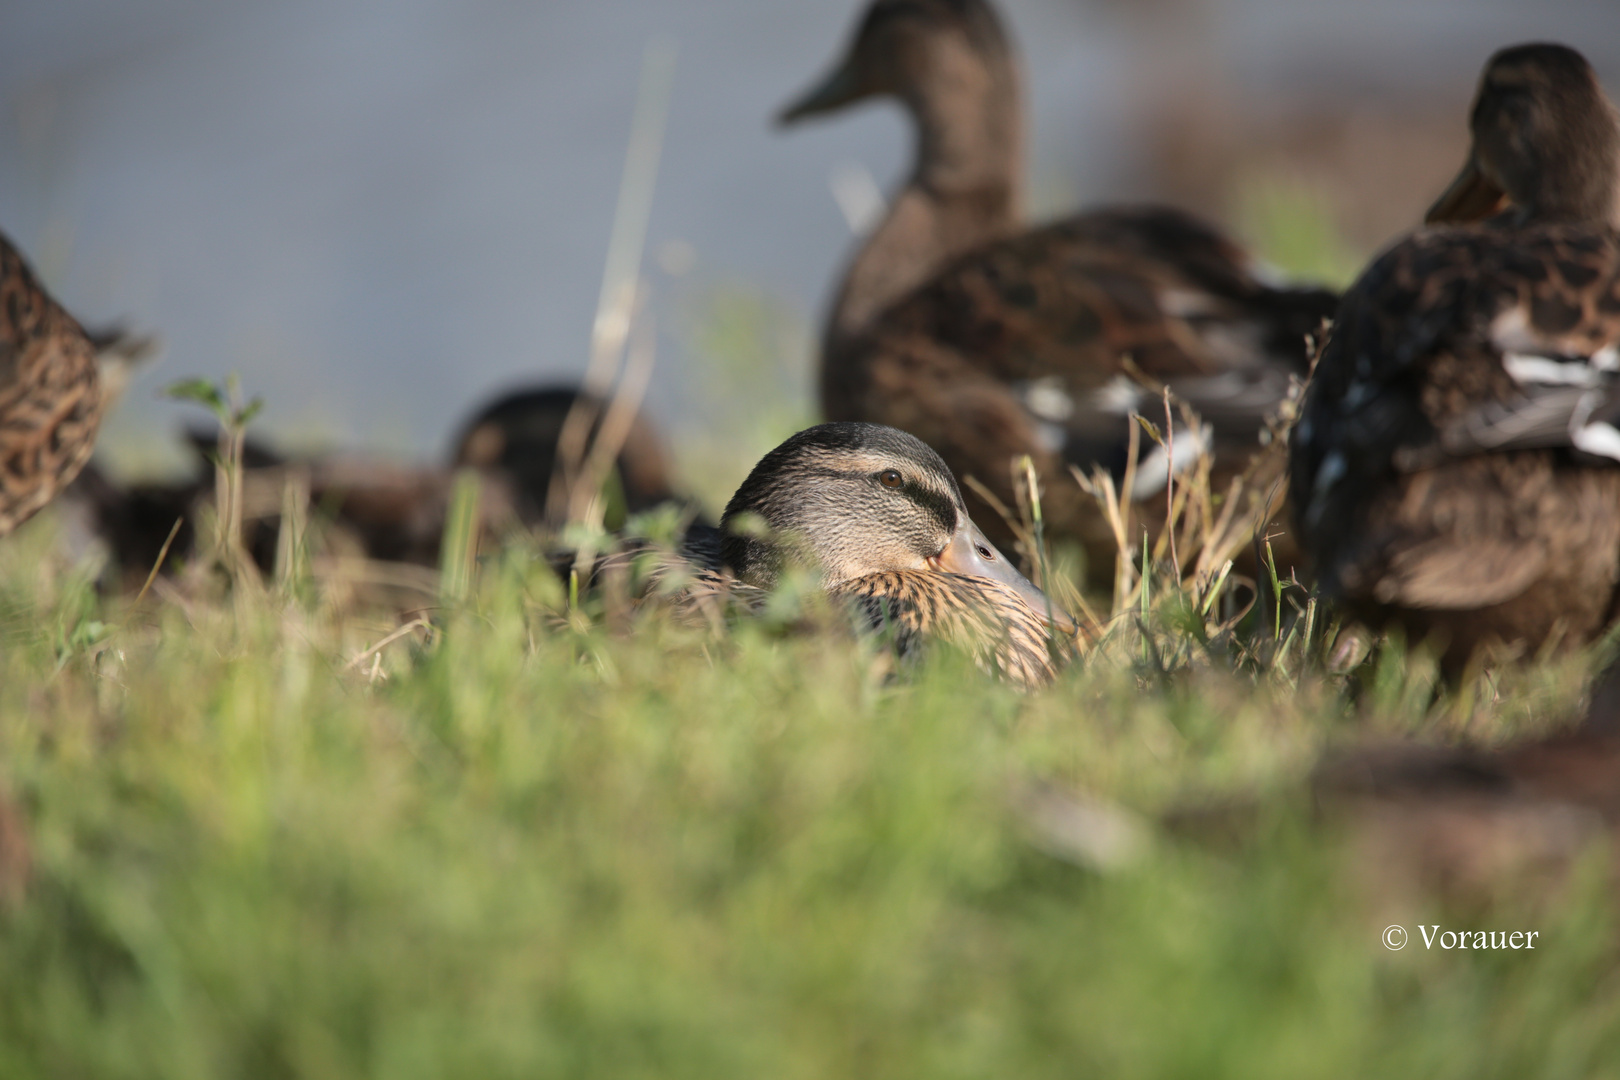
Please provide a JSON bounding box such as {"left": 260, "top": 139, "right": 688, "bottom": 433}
{"left": 308, "top": 557, "right": 440, "bottom": 595}
{"left": 345, "top": 616, "right": 433, "bottom": 671}
{"left": 548, "top": 40, "right": 677, "bottom": 525}
{"left": 133, "top": 518, "right": 184, "bottom": 606}
{"left": 963, "top": 475, "right": 1030, "bottom": 553}
{"left": 274, "top": 467, "right": 311, "bottom": 595}
{"left": 567, "top": 307, "right": 658, "bottom": 527}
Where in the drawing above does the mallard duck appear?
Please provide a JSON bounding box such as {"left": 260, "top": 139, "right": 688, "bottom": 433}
{"left": 787, "top": 3, "right": 1338, "bottom": 577}
{"left": 1290, "top": 43, "right": 1620, "bottom": 671}
{"left": 451, "top": 384, "right": 681, "bottom": 528}
{"left": 74, "top": 429, "right": 522, "bottom": 588}
{"left": 780, "top": 0, "right": 1024, "bottom": 351}
{"left": 834, "top": 212, "right": 1338, "bottom": 582}
{"left": 689, "top": 421, "right": 1077, "bottom": 687}
{"left": 0, "top": 232, "right": 106, "bottom": 536}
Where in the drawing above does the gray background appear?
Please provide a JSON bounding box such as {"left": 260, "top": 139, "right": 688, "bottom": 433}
{"left": 3, "top": 0, "right": 1617, "bottom": 488}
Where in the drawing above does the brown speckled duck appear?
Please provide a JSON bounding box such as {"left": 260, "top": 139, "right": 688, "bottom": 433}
{"left": 692, "top": 422, "right": 1077, "bottom": 687}
{"left": 780, "top": 0, "right": 1024, "bottom": 352}
{"left": 788, "top": 1, "right": 1338, "bottom": 576}
{"left": 1290, "top": 43, "right": 1620, "bottom": 671}
{"left": 0, "top": 233, "right": 106, "bottom": 536}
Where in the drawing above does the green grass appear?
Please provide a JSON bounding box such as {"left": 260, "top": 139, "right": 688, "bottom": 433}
{"left": 0, "top": 508, "right": 1617, "bottom": 1079}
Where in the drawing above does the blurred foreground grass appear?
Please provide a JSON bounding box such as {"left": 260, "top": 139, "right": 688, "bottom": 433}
{"left": 0, "top": 502, "right": 1618, "bottom": 1079}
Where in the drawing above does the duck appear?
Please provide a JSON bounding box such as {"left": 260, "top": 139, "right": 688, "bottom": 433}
{"left": 684, "top": 421, "right": 1079, "bottom": 687}
{"left": 1289, "top": 42, "right": 1620, "bottom": 672}
{"left": 786, "top": 2, "right": 1339, "bottom": 579}
{"left": 837, "top": 210, "right": 1339, "bottom": 571}
{"left": 450, "top": 384, "right": 683, "bottom": 530}
{"left": 73, "top": 428, "right": 521, "bottom": 591}
{"left": 0, "top": 232, "right": 107, "bottom": 537}
{"left": 780, "top": 0, "right": 1024, "bottom": 352}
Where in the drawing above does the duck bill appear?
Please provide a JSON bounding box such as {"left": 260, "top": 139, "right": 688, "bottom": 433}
{"left": 777, "top": 59, "right": 864, "bottom": 125}
{"left": 932, "top": 520, "right": 1078, "bottom": 634}
{"left": 1425, "top": 154, "right": 1510, "bottom": 224}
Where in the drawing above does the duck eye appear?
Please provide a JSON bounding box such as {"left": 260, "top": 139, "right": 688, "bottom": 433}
{"left": 878, "top": 469, "right": 904, "bottom": 489}
{"left": 977, "top": 545, "right": 995, "bottom": 561}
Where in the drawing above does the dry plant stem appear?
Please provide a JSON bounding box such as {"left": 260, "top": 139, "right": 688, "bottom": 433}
{"left": 1019, "top": 455, "right": 1059, "bottom": 642}
{"left": 309, "top": 557, "right": 440, "bottom": 596}
{"left": 1115, "top": 419, "right": 1141, "bottom": 616}
{"left": 134, "top": 518, "right": 184, "bottom": 605}
{"left": 963, "top": 475, "right": 1034, "bottom": 555}
{"left": 1071, "top": 465, "right": 1128, "bottom": 619}
{"left": 548, "top": 40, "right": 677, "bottom": 523}
{"left": 214, "top": 425, "right": 232, "bottom": 559}
{"left": 1194, "top": 475, "right": 1248, "bottom": 582}
{"left": 567, "top": 307, "right": 659, "bottom": 526}
{"left": 1162, "top": 388, "right": 1180, "bottom": 580}
{"left": 213, "top": 413, "right": 261, "bottom": 592}
{"left": 345, "top": 617, "right": 433, "bottom": 672}
{"left": 275, "top": 468, "right": 311, "bottom": 595}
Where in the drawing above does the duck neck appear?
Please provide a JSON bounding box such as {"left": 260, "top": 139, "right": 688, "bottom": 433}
{"left": 824, "top": 63, "right": 1024, "bottom": 352}
{"left": 1519, "top": 160, "right": 1620, "bottom": 227}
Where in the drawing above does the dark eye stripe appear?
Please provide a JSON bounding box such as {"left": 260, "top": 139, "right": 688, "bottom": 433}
{"left": 794, "top": 465, "right": 959, "bottom": 534}
{"left": 901, "top": 479, "right": 958, "bottom": 535}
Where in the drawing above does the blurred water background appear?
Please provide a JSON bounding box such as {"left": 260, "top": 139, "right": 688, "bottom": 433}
{"left": 3, "top": 0, "right": 1618, "bottom": 497}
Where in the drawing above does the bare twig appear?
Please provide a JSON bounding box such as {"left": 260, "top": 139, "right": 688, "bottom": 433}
{"left": 345, "top": 616, "right": 432, "bottom": 671}
{"left": 134, "top": 517, "right": 184, "bottom": 605}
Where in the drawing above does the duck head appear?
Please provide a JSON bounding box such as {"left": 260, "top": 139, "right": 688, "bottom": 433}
{"left": 720, "top": 422, "right": 1073, "bottom": 631}
{"left": 771, "top": 0, "right": 1010, "bottom": 138}
{"left": 1427, "top": 42, "right": 1620, "bottom": 227}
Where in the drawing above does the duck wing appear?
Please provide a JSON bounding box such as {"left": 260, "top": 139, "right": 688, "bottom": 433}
{"left": 1294, "top": 224, "right": 1620, "bottom": 517}
{"left": 0, "top": 234, "right": 105, "bottom": 536}
{"left": 837, "top": 206, "right": 1337, "bottom": 496}
{"left": 1291, "top": 223, "right": 1620, "bottom": 613}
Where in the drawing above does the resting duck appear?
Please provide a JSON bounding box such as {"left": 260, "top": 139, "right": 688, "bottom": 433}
{"left": 0, "top": 232, "right": 107, "bottom": 536}
{"left": 1290, "top": 43, "right": 1620, "bottom": 671}
{"left": 780, "top": 0, "right": 1024, "bottom": 352}
{"left": 689, "top": 422, "right": 1077, "bottom": 687}
{"left": 788, "top": 1, "right": 1338, "bottom": 576}
{"left": 451, "top": 384, "right": 681, "bottom": 529}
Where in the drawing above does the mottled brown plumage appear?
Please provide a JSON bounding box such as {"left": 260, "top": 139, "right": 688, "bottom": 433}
{"left": 1291, "top": 43, "right": 1620, "bottom": 671}
{"left": 689, "top": 422, "right": 1078, "bottom": 687}
{"left": 832, "top": 567, "right": 1061, "bottom": 688}
{"left": 790, "top": 2, "right": 1336, "bottom": 575}
{"left": 781, "top": 0, "right": 1024, "bottom": 351}
{"left": 0, "top": 232, "right": 105, "bottom": 536}
{"left": 836, "top": 206, "right": 1337, "bottom": 572}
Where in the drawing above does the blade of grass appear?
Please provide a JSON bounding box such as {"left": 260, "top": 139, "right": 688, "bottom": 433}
{"left": 439, "top": 470, "right": 483, "bottom": 608}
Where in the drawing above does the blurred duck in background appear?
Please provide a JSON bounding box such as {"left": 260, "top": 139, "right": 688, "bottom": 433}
{"left": 785, "top": 0, "right": 1338, "bottom": 583}
{"left": 683, "top": 422, "right": 1079, "bottom": 687}
{"left": 0, "top": 232, "right": 112, "bottom": 537}
{"left": 450, "top": 384, "right": 688, "bottom": 531}
{"left": 74, "top": 382, "right": 688, "bottom": 598}
{"left": 779, "top": 0, "right": 1024, "bottom": 352}
{"left": 1290, "top": 43, "right": 1620, "bottom": 673}
{"left": 69, "top": 428, "right": 520, "bottom": 594}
